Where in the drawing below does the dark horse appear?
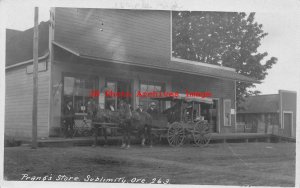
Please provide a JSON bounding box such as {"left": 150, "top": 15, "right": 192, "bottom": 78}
{"left": 92, "top": 101, "right": 153, "bottom": 148}
{"left": 117, "top": 100, "right": 153, "bottom": 148}
{"left": 132, "top": 110, "right": 153, "bottom": 147}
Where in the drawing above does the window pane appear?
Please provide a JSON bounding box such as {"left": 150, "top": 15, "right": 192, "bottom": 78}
{"left": 155, "top": 86, "right": 161, "bottom": 91}
{"left": 63, "top": 76, "right": 98, "bottom": 114}
{"left": 139, "top": 82, "right": 165, "bottom": 112}
{"left": 105, "top": 81, "right": 117, "bottom": 110}
{"left": 107, "top": 82, "right": 116, "bottom": 91}
{"left": 64, "top": 77, "right": 75, "bottom": 95}
{"left": 140, "top": 84, "right": 147, "bottom": 92}
{"left": 148, "top": 85, "right": 154, "bottom": 92}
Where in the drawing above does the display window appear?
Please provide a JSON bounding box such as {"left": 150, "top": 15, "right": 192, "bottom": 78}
{"left": 63, "top": 74, "right": 98, "bottom": 114}
{"left": 139, "top": 81, "right": 165, "bottom": 112}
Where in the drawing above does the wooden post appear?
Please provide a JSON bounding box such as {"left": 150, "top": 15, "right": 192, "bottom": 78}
{"left": 32, "top": 7, "right": 39, "bottom": 149}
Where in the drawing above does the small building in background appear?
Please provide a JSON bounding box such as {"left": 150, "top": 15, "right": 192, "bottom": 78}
{"left": 237, "top": 90, "right": 297, "bottom": 138}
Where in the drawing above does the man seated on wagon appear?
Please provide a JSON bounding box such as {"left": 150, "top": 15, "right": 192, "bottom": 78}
{"left": 163, "top": 102, "right": 180, "bottom": 123}
{"left": 147, "top": 102, "right": 159, "bottom": 116}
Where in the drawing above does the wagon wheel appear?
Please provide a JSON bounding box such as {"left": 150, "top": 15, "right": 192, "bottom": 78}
{"left": 168, "top": 122, "right": 185, "bottom": 147}
{"left": 193, "top": 121, "right": 211, "bottom": 147}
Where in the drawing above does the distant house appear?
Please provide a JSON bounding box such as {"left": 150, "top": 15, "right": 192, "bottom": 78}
{"left": 237, "top": 90, "right": 297, "bottom": 138}
{"left": 5, "top": 8, "right": 258, "bottom": 139}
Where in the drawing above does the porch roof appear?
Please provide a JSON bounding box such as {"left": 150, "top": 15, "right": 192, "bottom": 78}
{"left": 53, "top": 41, "right": 259, "bottom": 83}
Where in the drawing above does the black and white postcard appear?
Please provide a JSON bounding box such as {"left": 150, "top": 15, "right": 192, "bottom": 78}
{"left": 1, "top": 0, "right": 299, "bottom": 187}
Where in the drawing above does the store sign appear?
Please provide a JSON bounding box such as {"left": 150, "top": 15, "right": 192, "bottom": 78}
{"left": 26, "top": 61, "right": 47, "bottom": 74}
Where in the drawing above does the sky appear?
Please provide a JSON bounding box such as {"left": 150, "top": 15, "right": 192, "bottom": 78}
{"left": 0, "top": 0, "right": 299, "bottom": 186}
{"left": 254, "top": 12, "right": 300, "bottom": 94}
{"left": 2, "top": 0, "right": 300, "bottom": 96}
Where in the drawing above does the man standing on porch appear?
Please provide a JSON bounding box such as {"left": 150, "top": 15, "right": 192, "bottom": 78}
{"left": 63, "top": 100, "right": 75, "bottom": 138}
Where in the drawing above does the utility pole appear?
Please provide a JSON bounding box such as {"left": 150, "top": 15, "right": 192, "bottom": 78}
{"left": 32, "top": 7, "right": 39, "bottom": 149}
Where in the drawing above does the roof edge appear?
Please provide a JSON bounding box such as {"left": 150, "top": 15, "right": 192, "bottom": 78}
{"left": 245, "top": 94, "right": 279, "bottom": 98}
{"left": 53, "top": 41, "right": 259, "bottom": 83}
{"left": 52, "top": 41, "right": 80, "bottom": 56}
{"left": 5, "top": 52, "right": 49, "bottom": 70}
{"left": 237, "top": 111, "right": 279, "bottom": 114}
{"left": 171, "top": 57, "right": 236, "bottom": 72}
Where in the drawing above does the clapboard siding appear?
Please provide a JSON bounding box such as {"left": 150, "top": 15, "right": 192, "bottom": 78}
{"left": 54, "top": 8, "right": 171, "bottom": 66}
{"left": 5, "top": 62, "right": 50, "bottom": 139}
{"left": 171, "top": 74, "right": 235, "bottom": 99}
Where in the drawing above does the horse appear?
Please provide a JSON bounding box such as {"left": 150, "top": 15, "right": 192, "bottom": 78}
{"left": 92, "top": 107, "right": 120, "bottom": 145}
{"left": 116, "top": 101, "right": 153, "bottom": 148}
{"left": 131, "top": 110, "right": 153, "bottom": 147}
{"left": 92, "top": 101, "right": 153, "bottom": 148}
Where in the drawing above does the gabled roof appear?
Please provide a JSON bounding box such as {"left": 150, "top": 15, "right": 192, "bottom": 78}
{"left": 238, "top": 94, "right": 279, "bottom": 114}
{"left": 6, "top": 21, "right": 49, "bottom": 66}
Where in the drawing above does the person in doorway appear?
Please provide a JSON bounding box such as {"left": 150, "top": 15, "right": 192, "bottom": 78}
{"left": 87, "top": 97, "right": 97, "bottom": 118}
{"left": 63, "top": 100, "right": 75, "bottom": 138}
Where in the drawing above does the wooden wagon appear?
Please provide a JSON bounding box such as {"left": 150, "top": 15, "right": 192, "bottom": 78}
{"left": 151, "top": 94, "right": 213, "bottom": 147}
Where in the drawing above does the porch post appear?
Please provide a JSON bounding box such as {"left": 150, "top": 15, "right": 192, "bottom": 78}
{"left": 133, "top": 79, "right": 139, "bottom": 109}
{"left": 98, "top": 76, "right": 105, "bottom": 109}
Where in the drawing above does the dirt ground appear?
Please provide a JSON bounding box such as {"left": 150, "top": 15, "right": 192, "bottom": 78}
{"left": 4, "top": 142, "right": 295, "bottom": 186}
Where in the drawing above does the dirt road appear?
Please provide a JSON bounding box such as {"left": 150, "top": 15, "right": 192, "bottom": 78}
{"left": 4, "top": 142, "right": 295, "bottom": 186}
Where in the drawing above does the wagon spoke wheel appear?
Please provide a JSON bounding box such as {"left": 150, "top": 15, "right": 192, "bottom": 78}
{"left": 193, "top": 121, "right": 211, "bottom": 147}
{"left": 168, "top": 122, "right": 185, "bottom": 147}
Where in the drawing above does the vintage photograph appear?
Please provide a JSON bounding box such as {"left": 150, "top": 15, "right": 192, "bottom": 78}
{"left": 2, "top": 0, "right": 299, "bottom": 187}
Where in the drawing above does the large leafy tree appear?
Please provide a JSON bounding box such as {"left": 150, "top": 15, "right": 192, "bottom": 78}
{"left": 172, "top": 11, "right": 277, "bottom": 106}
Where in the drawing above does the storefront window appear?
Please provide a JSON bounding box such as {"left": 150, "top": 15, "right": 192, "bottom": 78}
{"left": 63, "top": 75, "right": 98, "bottom": 114}
{"left": 139, "top": 81, "right": 164, "bottom": 112}
{"left": 105, "top": 81, "right": 117, "bottom": 110}
{"left": 105, "top": 80, "right": 132, "bottom": 110}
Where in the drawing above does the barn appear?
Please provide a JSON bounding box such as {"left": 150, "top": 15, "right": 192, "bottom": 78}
{"left": 5, "top": 8, "right": 258, "bottom": 139}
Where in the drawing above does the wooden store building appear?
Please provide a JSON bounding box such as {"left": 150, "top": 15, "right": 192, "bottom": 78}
{"left": 5, "top": 8, "right": 258, "bottom": 139}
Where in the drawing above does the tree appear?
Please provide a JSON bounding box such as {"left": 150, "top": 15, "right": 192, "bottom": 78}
{"left": 172, "top": 11, "right": 277, "bottom": 106}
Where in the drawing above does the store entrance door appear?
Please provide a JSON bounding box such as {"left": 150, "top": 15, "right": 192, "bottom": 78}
{"left": 200, "top": 99, "right": 219, "bottom": 133}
